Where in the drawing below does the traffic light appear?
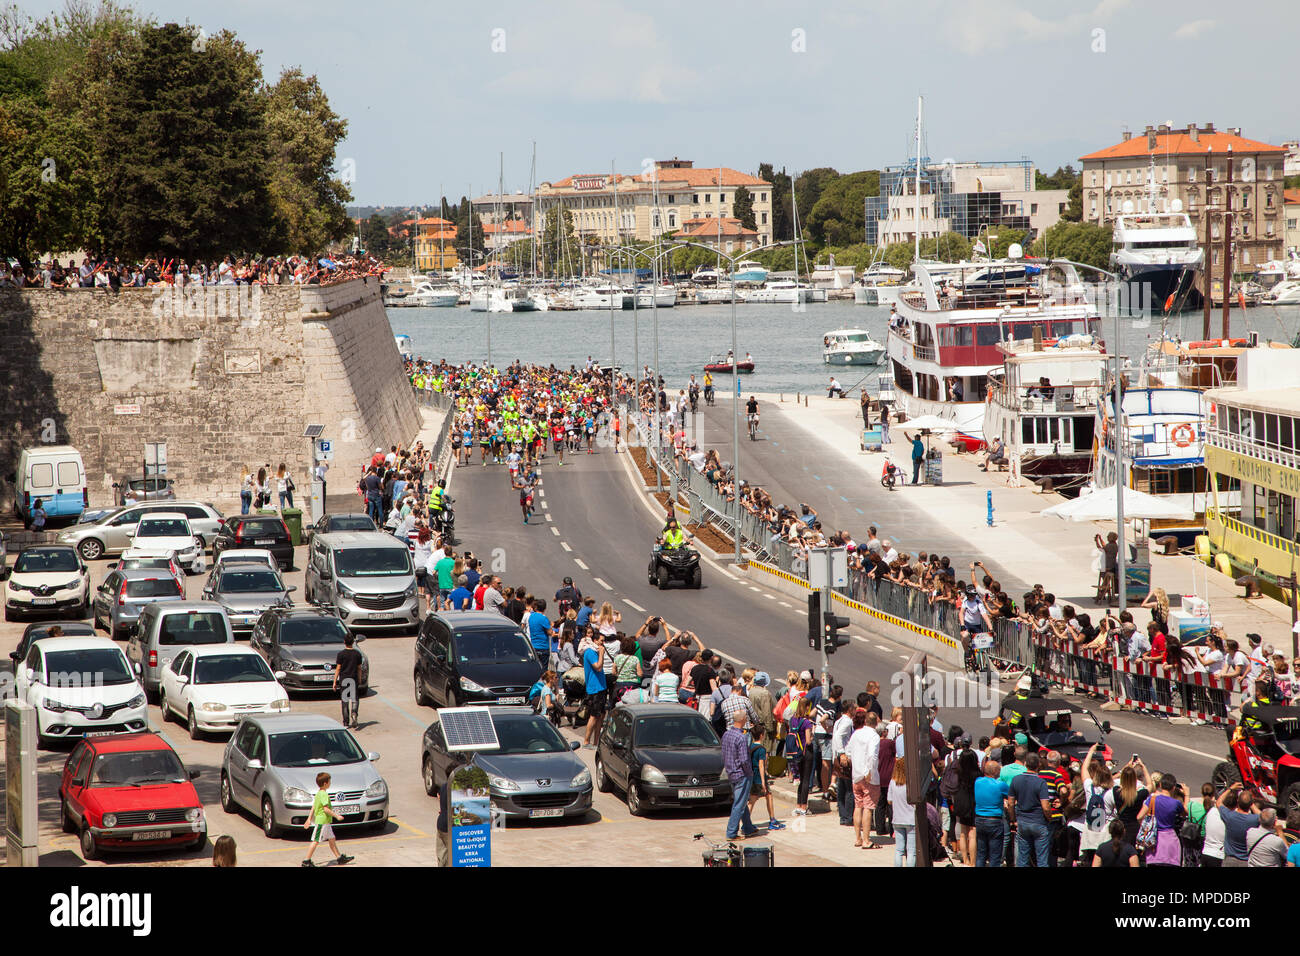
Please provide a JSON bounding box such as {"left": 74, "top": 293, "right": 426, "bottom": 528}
{"left": 807, "top": 592, "right": 821, "bottom": 650}
{"left": 823, "top": 610, "right": 851, "bottom": 654}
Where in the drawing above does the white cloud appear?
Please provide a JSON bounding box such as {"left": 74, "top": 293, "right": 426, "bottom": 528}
{"left": 934, "top": 0, "right": 1131, "bottom": 56}
{"left": 1173, "top": 19, "right": 1216, "bottom": 39}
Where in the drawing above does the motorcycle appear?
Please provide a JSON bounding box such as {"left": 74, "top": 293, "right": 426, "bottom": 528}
{"left": 880, "top": 460, "right": 900, "bottom": 490}
{"left": 434, "top": 495, "right": 456, "bottom": 543}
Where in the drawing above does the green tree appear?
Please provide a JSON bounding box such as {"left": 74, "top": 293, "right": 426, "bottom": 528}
{"left": 882, "top": 242, "right": 915, "bottom": 272}
{"left": 83, "top": 23, "right": 279, "bottom": 259}
{"left": 985, "top": 228, "right": 1028, "bottom": 259}
{"left": 815, "top": 243, "right": 876, "bottom": 272}
{"left": 1029, "top": 220, "right": 1112, "bottom": 270}
{"left": 793, "top": 167, "right": 838, "bottom": 230}
{"left": 1034, "top": 165, "right": 1079, "bottom": 190}
{"left": 758, "top": 162, "right": 792, "bottom": 240}
{"left": 919, "top": 231, "right": 972, "bottom": 262}
{"left": 805, "top": 170, "right": 880, "bottom": 246}
{"left": 731, "top": 185, "right": 756, "bottom": 230}
{"left": 262, "top": 67, "right": 352, "bottom": 252}
{"left": 360, "top": 212, "right": 395, "bottom": 258}
{"left": 538, "top": 206, "right": 580, "bottom": 278}
{"left": 1284, "top": 174, "right": 1300, "bottom": 190}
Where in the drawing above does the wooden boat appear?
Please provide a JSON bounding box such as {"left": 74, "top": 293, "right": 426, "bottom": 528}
{"left": 704, "top": 355, "right": 754, "bottom": 374}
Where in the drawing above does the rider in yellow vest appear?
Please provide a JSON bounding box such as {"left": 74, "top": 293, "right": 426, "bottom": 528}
{"left": 661, "top": 519, "right": 689, "bottom": 550}
{"left": 428, "top": 480, "right": 447, "bottom": 524}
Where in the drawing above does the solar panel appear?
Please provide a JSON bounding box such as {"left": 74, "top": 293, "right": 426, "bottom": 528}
{"left": 302, "top": 424, "right": 325, "bottom": 438}
{"left": 439, "top": 707, "right": 500, "bottom": 753}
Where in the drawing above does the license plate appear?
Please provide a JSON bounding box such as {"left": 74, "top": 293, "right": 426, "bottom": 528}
{"left": 131, "top": 830, "right": 171, "bottom": 841}
{"left": 32, "top": 598, "right": 57, "bottom": 605}
{"left": 497, "top": 696, "right": 525, "bottom": 705}
{"left": 678, "top": 788, "right": 712, "bottom": 799}
{"left": 255, "top": 538, "right": 273, "bottom": 545}
{"left": 335, "top": 804, "right": 361, "bottom": 815}
{"left": 314, "top": 674, "right": 334, "bottom": 682}
{"left": 529, "top": 808, "right": 563, "bottom": 818}
{"left": 368, "top": 612, "right": 395, "bottom": 620}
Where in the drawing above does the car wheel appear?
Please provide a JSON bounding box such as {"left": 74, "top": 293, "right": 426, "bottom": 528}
{"left": 626, "top": 781, "right": 645, "bottom": 816}
{"left": 1211, "top": 760, "right": 1242, "bottom": 792}
{"left": 445, "top": 683, "right": 460, "bottom": 708}
{"left": 79, "top": 825, "right": 99, "bottom": 860}
{"left": 160, "top": 690, "right": 173, "bottom": 723}
{"left": 657, "top": 565, "right": 669, "bottom": 590}
{"left": 188, "top": 829, "right": 207, "bottom": 852}
{"left": 260, "top": 796, "right": 279, "bottom": 838}
{"left": 647, "top": 559, "right": 657, "bottom": 586}
{"left": 415, "top": 670, "right": 430, "bottom": 707}
{"left": 594, "top": 755, "right": 611, "bottom": 793}
{"left": 689, "top": 567, "right": 702, "bottom": 589}
{"left": 78, "top": 538, "right": 104, "bottom": 562}
{"left": 422, "top": 754, "right": 437, "bottom": 795}
{"left": 220, "top": 772, "right": 237, "bottom": 814}
{"left": 187, "top": 707, "right": 203, "bottom": 741}
{"left": 60, "top": 798, "right": 75, "bottom": 834}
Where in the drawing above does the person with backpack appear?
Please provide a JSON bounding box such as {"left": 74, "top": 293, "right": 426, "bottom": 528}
{"left": 746, "top": 724, "right": 785, "bottom": 832}
{"left": 788, "top": 697, "right": 817, "bottom": 817}
{"left": 528, "top": 670, "right": 559, "bottom": 724}
{"left": 554, "top": 577, "right": 583, "bottom": 618}
{"left": 1077, "top": 742, "right": 1116, "bottom": 867}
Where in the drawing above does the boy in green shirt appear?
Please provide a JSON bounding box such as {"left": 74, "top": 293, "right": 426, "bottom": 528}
{"left": 302, "top": 772, "right": 355, "bottom": 867}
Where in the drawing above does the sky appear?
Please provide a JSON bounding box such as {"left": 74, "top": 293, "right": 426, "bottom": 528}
{"left": 23, "top": 0, "right": 1298, "bottom": 206}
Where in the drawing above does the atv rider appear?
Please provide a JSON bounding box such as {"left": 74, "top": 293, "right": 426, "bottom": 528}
{"left": 428, "top": 479, "right": 448, "bottom": 532}
{"left": 659, "top": 518, "right": 693, "bottom": 550}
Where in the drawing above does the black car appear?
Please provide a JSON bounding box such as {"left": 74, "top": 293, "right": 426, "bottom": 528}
{"left": 993, "top": 695, "right": 1113, "bottom": 770}
{"left": 212, "top": 515, "right": 294, "bottom": 570}
{"left": 647, "top": 543, "right": 701, "bottom": 590}
{"left": 9, "top": 620, "right": 95, "bottom": 668}
{"left": 304, "top": 513, "right": 377, "bottom": 544}
{"left": 414, "top": 611, "right": 542, "bottom": 708}
{"left": 594, "top": 704, "right": 731, "bottom": 817}
{"left": 250, "top": 606, "right": 368, "bottom": 694}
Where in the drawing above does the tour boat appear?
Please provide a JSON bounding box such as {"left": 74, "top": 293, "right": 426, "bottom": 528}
{"left": 823, "top": 329, "right": 886, "bottom": 366}
{"left": 886, "top": 254, "right": 1103, "bottom": 449}
{"left": 704, "top": 355, "right": 755, "bottom": 374}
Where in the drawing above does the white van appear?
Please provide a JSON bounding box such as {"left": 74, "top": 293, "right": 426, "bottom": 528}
{"left": 15, "top": 446, "right": 87, "bottom": 526}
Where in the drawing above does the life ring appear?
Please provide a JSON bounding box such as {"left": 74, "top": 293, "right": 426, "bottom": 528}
{"left": 1171, "top": 423, "right": 1195, "bottom": 448}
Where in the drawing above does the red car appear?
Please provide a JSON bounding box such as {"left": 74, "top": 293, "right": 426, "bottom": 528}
{"left": 59, "top": 732, "right": 207, "bottom": 860}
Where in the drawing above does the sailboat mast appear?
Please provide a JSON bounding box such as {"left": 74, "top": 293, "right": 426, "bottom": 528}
{"left": 914, "top": 94, "right": 922, "bottom": 267}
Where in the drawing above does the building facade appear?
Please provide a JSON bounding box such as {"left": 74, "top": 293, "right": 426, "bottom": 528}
{"left": 471, "top": 193, "right": 534, "bottom": 227}
{"left": 1285, "top": 188, "right": 1300, "bottom": 258}
{"left": 1204, "top": 348, "right": 1300, "bottom": 587}
{"left": 672, "top": 216, "right": 760, "bottom": 255}
{"left": 864, "top": 160, "right": 1066, "bottom": 248}
{"left": 1080, "top": 124, "right": 1288, "bottom": 274}
{"left": 534, "top": 159, "right": 773, "bottom": 249}
{"left": 413, "top": 217, "right": 458, "bottom": 271}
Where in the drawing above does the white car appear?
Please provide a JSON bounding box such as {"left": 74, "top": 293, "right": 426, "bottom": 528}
{"left": 160, "top": 645, "right": 291, "bottom": 739}
{"left": 212, "top": 549, "right": 278, "bottom": 573}
{"left": 13, "top": 636, "right": 148, "bottom": 746}
{"left": 3, "top": 545, "right": 91, "bottom": 621}
{"left": 114, "top": 548, "right": 185, "bottom": 588}
{"left": 128, "top": 512, "right": 205, "bottom": 573}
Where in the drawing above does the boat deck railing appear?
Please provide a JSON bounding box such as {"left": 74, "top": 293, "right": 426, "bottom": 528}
{"left": 987, "top": 383, "right": 1104, "bottom": 413}
{"left": 1206, "top": 426, "right": 1300, "bottom": 473}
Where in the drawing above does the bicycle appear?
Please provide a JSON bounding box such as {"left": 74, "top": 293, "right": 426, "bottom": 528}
{"left": 748, "top": 413, "right": 759, "bottom": 440}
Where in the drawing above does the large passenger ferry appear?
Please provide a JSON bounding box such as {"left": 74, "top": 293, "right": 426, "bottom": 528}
{"left": 885, "top": 253, "right": 1102, "bottom": 446}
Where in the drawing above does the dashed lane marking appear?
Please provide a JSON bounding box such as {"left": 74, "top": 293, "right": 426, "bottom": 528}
{"left": 763, "top": 593, "right": 776, "bottom": 600}
{"left": 541, "top": 501, "right": 548, "bottom": 510}
{"left": 779, "top": 601, "right": 792, "bottom": 608}
{"left": 545, "top": 513, "right": 552, "bottom": 522}
{"left": 594, "top": 577, "right": 613, "bottom": 590}
{"left": 560, "top": 541, "right": 571, "bottom": 551}
{"left": 575, "top": 558, "right": 589, "bottom": 570}
{"left": 855, "top": 507, "right": 864, "bottom": 514}
{"left": 550, "top": 526, "right": 560, "bottom": 536}
{"left": 748, "top": 585, "right": 761, "bottom": 592}
{"left": 840, "top": 495, "right": 849, "bottom": 502}
{"left": 624, "top": 599, "right": 647, "bottom": 612}
{"left": 826, "top": 485, "right": 834, "bottom": 491}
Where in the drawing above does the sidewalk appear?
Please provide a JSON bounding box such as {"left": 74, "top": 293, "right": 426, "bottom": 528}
{"left": 755, "top": 392, "right": 1296, "bottom": 652}
{"left": 323, "top": 404, "right": 447, "bottom": 515}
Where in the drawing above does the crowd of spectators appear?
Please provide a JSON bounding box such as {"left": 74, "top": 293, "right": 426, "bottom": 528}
{"left": 2, "top": 252, "right": 387, "bottom": 289}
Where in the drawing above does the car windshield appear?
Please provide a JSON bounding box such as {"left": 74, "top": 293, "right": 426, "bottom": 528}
{"left": 453, "top": 629, "right": 534, "bottom": 664}
{"left": 269, "top": 729, "right": 365, "bottom": 767}
{"left": 159, "top": 612, "right": 228, "bottom": 646}
{"left": 333, "top": 547, "right": 411, "bottom": 577}
{"left": 239, "top": 519, "right": 283, "bottom": 537}
{"left": 279, "top": 618, "right": 349, "bottom": 645}
{"left": 125, "top": 578, "right": 180, "bottom": 598}
{"left": 330, "top": 516, "right": 376, "bottom": 532}
{"left": 14, "top": 550, "right": 79, "bottom": 574}
{"left": 195, "top": 654, "right": 275, "bottom": 684}
{"left": 219, "top": 571, "right": 284, "bottom": 593}
{"left": 137, "top": 519, "right": 189, "bottom": 537}
{"left": 634, "top": 715, "right": 718, "bottom": 749}
{"left": 489, "top": 716, "right": 568, "bottom": 755}
{"left": 44, "top": 648, "right": 135, "bottom": 685}
{"left": 121, "top": 557, "right": 174, "bottom": 572}
{"left": 90, "top": 750, "right": 188, "bottom": 787}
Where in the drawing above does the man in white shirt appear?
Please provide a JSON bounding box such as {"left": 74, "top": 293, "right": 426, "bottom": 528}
{"left": 846, "top": 710, "right": 882, "bottom": 849}
{"left": 832, "top": 707, "right": 856, "bottom": 825}
{"left": 687, "top": 444, "right": 708, "bottom": 473}
{"left": 881, "top": 540, "right": 899, "bottom": 566}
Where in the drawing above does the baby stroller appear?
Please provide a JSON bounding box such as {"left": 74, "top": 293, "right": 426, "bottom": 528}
{"left": 559, "top": 667, "right": 587, "bottom": 727}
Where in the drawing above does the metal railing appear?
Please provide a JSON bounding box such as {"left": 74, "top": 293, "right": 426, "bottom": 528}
{"left": 412, "top": 385, "right": 456, "bottom": 478}
{"left": 1206, "top": 426, "right": 1300, "bottom": 472}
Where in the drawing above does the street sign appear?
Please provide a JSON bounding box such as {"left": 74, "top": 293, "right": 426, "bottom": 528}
{"left": 807, "top": 547, "right": 848, "bottom": 589}
{"left": 314, "top": 439, "right": 334, "bottom": 462}
{"left": 144, "top": 442, "right": 167, "bottom": 477}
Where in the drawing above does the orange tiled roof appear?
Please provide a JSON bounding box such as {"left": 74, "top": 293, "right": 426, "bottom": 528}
{"left": 481, "top": 220, "right": 531, "bottom": 234}
{"left": 414, "top": 217, "right": 453, "bottom": 226}
{"left": 1284, "top": 189, "right": 1300, "bottom": 205}
{"left": 673, "top": 216, "right": 757, "bottom": 239}
{"left": 1081, "top": 130, "right": 1285, "bottom": 161}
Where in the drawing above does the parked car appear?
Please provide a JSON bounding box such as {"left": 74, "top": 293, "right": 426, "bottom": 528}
{"left": 126, "top": 601, "right": 235, "bottom": 700}
{"left": 305, "top": 531, "right": 419, "bottom": 633}
{"left": 304, "top": 512, "right": 377, "bottom": 544}
{"left": 59, "top": 731, "right": 205, "bottom": 860}
{"left": 211, "top": 549, "right": 278, "bottom": 573}
{"left": 200, "top": 562, "right": 295, "bottom": 636}
{"left": 212, "top": 515, "right": 294, "bottom": 570}
{"left": 251, "top": 606, "right": 368, "bottom": 694}
{"left": 118, "top": 476, "right": 176, "bottom": 504}
{"left": 14, "top": 445, "right": 86, "bottom": 526}
{"left": 14, "top": 635, "right": 149, "bottom": 745}
{"left": 57, "top": 501, "right": 224, "bottom": 561}
{"left": 126, "top": 511, "right": 205, "bottom": 573}
{"left": 111, "top": 549, "right": 185, "bottom": 589}
{"left": 594, "top": 704, "right": 732, "bottom": 817}
{"left": 421, "top": 707, "right": 591, "bottom": 820}
{"left": 2, "top": 545, "right": 91, "bottom": 621}
{"left": 160, "top": 645, "right": 291, "bottom": 739}
{"left": 219, "top": 713, "right": 387, "bottom": 837}
{"left": 414, "top": 610, "right": 542, "bottom": 708}
{"left": 92, "top": 567, "right": 186, "bottom": 641}
{"left": 8, "top": 620, "right": 95, "bottom": 669}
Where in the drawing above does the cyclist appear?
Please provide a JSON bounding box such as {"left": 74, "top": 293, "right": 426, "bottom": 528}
{"left": 703, "top": 370, "right": 715, "bottom": 406}
{"left": 745, "top": 395, "right": 759, "bottom": 439}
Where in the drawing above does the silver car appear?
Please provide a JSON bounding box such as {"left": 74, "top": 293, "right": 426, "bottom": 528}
{"left": 220, "top": 713, "right": 388, "bottom": 838}
{"left": 126, "top": 601, "right": 235, "bottom": 698}
{"left": 201, "top": 562, "right": 295, "bottom": 636}
{"left": 92, "top": 567, "right": 186, "bottom": 641}
{"left": 58, "top": 501, "right": 225, "bottom": 562}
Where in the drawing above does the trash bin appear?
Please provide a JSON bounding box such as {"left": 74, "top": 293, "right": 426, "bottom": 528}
{"left": 281, "top": 508, "right": 304, "bottom": 546}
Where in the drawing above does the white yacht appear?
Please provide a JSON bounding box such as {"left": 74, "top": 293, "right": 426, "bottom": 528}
{"left": 572, "top": 286, "right": 633, "bottom": 310}
{"left": 730, "top": 261, "right": 768, "bottom": 284}
{"left": 823, "top": 329, "right": 886, "bottom": 366}
{"left": 743, "top": 279, "right": 820, "bottom": 304}
{"left": 1109, "top": 201, "right": 1203, "bottom": 312}
{"left": 409, "top": 279, "right": 460, "bottom": 308}
{"left": 469, "top": 287, "right": 512, "bottom": 313}
{"left": 694, "top": 287, "right": 738, "bottom": 304}
{"left": 853, "top": 264, "right": 906, "bottom": 305}
{"left": 690, "top": 265, "right": 722, "bottom": 286}
{"left": 1262, "top": 278, "right": 1300, "bottom": 305}
{"left": 634, "top": 284, "right": 676, "bottom": 308}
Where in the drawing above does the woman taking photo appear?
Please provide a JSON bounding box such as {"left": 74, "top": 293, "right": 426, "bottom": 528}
{"left": 1078, "top": 741, "right": 1116, "bottom": 866}
{"left": 276, "top": 463, "right": 294, "bottom": 511}
{"left": 1113, "top": 759, "right": 1151, "bottom": 849}
{"left": 787, "top": 697, "right": 816, "bottom": 817}
{"left": 1137, "top": 772, "right": 1187, "bottom": 867}
{"left": 612, "top": 636, "right": 643, "bottom": 701}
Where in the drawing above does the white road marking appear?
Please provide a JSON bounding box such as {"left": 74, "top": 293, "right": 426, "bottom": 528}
{"left": 1104, "top": 725, "right": 1223, "bottom": 761}
{"left": 853, "top": 636, "right": 871, "bottom": 644}
{"left": 550, "top": 526, "right": 560, "bottom": 536}
{"left": 545, "top": 513, "right": 553, "bottom": 522}
{"left": 898, "top": 653, "right": 910, "bottom": 659}
{"left": 719, "top": 570, "right": 737, "bottom": 581}
{"left": 624, "top": 599, "right": 647, "bottom": 612}
{"left": 560, "top": 541, "right": 571, "bottom": 551}
{"left": 779, "top": 601, "right": 792, "bottom": 608}
{"left": 763, "top": 593, "right": 776, "bottom": 600}
{"left": 748, "top": 585, "right": 761, "bottom": 592}
{"left": 541, "top": 501, "right": 549, "bottom": 510}
{"left": 593, "top": 577, "right": 613, "bottom": 590}
{"left": 574, "top": 558, "right": 589, "bottom": 570}
{"left": 876, "top": 644, "right": 891, "bottom": 651}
